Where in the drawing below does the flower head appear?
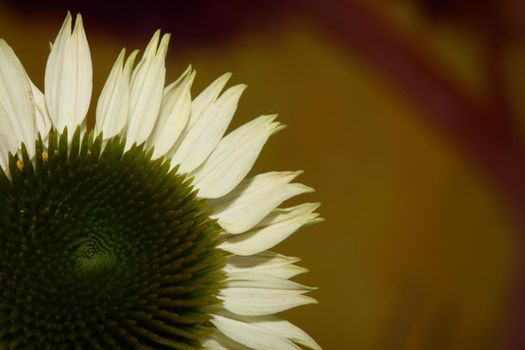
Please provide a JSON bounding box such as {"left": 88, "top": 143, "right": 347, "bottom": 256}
{"left": 0, "top": 13, "right": 322, "bottom": 349}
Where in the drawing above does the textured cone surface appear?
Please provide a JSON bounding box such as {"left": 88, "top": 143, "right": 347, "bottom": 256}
{"left": 0, "top": 129, "right": 226, "bottom": 349}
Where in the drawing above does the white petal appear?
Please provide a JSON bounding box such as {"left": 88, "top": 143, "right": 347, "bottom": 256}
{"left": 147, "top": 66, "right": 195, "bottom": 159}
{"left": 45, "top": 13, "right": 92, "bottom": 133}
{"left": 211, "top": 314, "right": 301, "bottom": 350}
{"left": 254, "top": 318, "right": 321, "bottom": 350}
{"left": 209, "top": 171, "right": 314, "bottom": 234}
{"left": 202, "top": 331, "right": 247, "bottom": 350}
{"left": 0, "top": 39, "right": 36, "bottom": 166}
{"left": 224, "top": 251, "right": 308, "bottom": 279}
{"left": 193, "top": 114, "right": 285, "bottom": 198}
{"left": 254, "top": 203, "right": 321, "bottom": 229}
{"left": 30, "top": 82, "right": 52, "bottom": 142}
{"left": 125, "top": 31, "right": 169, "bottom": 147}
{"left": 188, "top": 72, "right": 231, "bottom": 130}
{"left": 166, "top": 72, "right": 230, "bottom": 168}
{"left": 225, "top": 272, "right": 315, "bottom": 291}
{"left": 220, "top": 205, "right": 322, "bottom": 255}
{"left": 220, "top": 273, "right": 316, "bottom": 316}
{"left": 219, "top": 291, "right": 316, "bottom": 317}
{"left": 171, "top": 84, "right": 246, "bottom": 174}
{"left": 95, "top": 49, "right": 137, "bottom": 139}
{"left": 223, "top": 314, "right": 322, "bottom": 350}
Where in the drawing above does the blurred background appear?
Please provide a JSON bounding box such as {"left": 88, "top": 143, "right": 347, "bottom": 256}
{"left": 1, "top": 0, "right": 525, "bottom": 349}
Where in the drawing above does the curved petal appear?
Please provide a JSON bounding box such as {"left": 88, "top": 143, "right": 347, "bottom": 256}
{"left": 211, "top": 314, "right": 301, "bottom": 350}
{"left": 95, "top": 49, "right": 137, "bottom": 139}
{"left": 45, "top": 13, "right": 92, "bottom": 133}
{"left": 218, "top": 314, "right": 322, "bottom": 350}
{"left": 125, "top": 31, "right": 169, "bottom": 147}
{"left": 220, "top": 208, "right": 323, "bottom": 256}
{"left": 220, "top": 273, "right": 316, "bottom": 316}
{"left": 224, "top": 251, "right": 308, "bottom": 279}
{"left": 188, "top": 72, "right": 231, "bottom": 130}
{"left": 224, "top": 272, "right": 315, "bottom": 290}
{"left": 193, "top": 114, "right": 285, "bottom": 199}
{"left": 202, "top": 331, "right": 247, "bottom": 349}
{"left": 0, "top": 39, "right": 36, "bottom": 167}
{"left": 147, "top": 66, "right": 194, "bottom": 159}
{"left": 171, "top": 84, "right": 246, "bottom": 174}
{"left": 209, "top": 171, "right": 314, "bottom": 234}
{"left": 30, "top": 82, "right": 52, "bottom": 143}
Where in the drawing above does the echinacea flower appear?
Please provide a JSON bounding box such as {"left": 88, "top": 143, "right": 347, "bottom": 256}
{"left": 0, "top": 13, "right": 322, "bottom": 349}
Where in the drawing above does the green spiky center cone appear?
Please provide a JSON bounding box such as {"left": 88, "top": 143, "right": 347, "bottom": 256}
{"left": 0, "top": 128, "right": 227, "bottom": 349}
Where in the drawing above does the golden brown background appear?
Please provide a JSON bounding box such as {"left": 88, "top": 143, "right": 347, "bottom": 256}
{"left": 1, "top": 1, "right": 525, "bottom": 349}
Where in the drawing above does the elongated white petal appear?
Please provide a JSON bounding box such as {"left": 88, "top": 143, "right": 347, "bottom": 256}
{"left": 225, "top": 272, "right": 315, "bottom": 291}
{"left": 30, "top": 82, "right": 52, "bottom": 142}
{"left": 254, "top": 203, "right": 321, "bottom": 229}
{"left": 224, "top": 251, "right": 308, "bottom": 279}
{"left": 193, "top": 115, "right": 285, "bottom": 198}
{"left": 147, "top": 66, "right": 194, "bottom": 159}
{"left": 256, "top": 319, "right": 321, "bottom": 350}
{"left": 220, "top": 290, "right": 316, "bottom": 317}
{"left": 209, "top": 171, "right": 314, "bottom": 234}
{"left": 220, "top": 273, "right": 316, "bottom": 316}
{"left": 202, "top": 341, "right": 229, "bottom": 350}
{"left": 0, "top": 39, "right": 36, "bottom": 165}
{"left": 220, "top": 211, "right": 322, "bottom": 256}
{"left": 211, "top": 315, "right": 301, "bottom": 350}
{"left": 188, "top": 72, "right": 231, "bottom": 130}
{"left": 45, "top": 13, "right": 92, "bottom": 133}
{"left": 223, "top": 314, "right": 322, "bottom": 350}
{"left": 125, "top": 31, "right": 169, "bottom": 147}
{"left": 95, "top": 49, "right": 137, "bottom": 139}
{"left": 166, "top": 72, "right": 230, "bottom": 168}
{"left": 202, "top": 331, "right": 246, "bottom": 349}
{"left": 220, "top": 203, "right": 322, "bottom": 255}
{"left": 171, "top": 84, "right": 246, "bottom": 174}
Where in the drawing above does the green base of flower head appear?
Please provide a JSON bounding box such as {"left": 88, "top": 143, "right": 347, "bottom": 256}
{"left": 0, "top": 128, "right": 227, "bottom": 349}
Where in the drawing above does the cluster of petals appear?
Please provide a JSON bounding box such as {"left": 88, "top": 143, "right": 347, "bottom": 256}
{"left": 0, "top": 13, "right": 322, "bottom": 349}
